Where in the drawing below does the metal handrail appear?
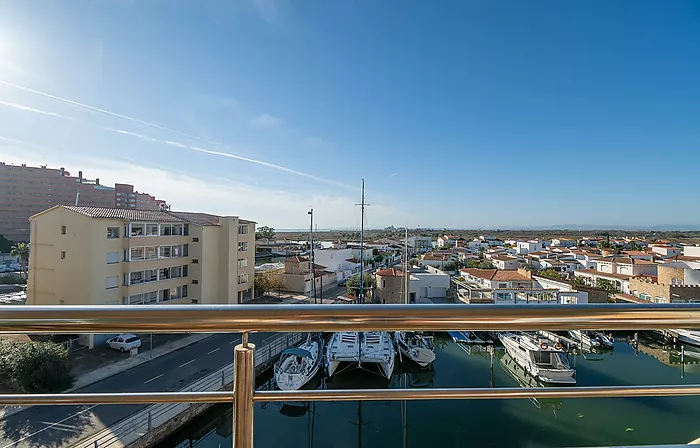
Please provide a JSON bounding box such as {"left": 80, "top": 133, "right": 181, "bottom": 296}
{"left": 3, "top": 303, "right": 700, "bottom": 448}
{"left": 2, "top": 303, "right": 700, "bottom": 333}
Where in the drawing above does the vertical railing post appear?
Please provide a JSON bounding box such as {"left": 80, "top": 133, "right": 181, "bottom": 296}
{"left": 233, "top": 332, "right": 255, "bottom": 448}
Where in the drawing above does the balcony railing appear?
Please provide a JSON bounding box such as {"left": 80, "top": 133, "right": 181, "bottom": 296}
{"left": 2, "top": 303, "right": 700, "bottom": 448}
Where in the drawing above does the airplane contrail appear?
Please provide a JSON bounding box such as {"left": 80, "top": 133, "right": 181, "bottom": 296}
{"left": 0, "top": 80, "right": 226, "bottom": 147}
{"left": 0, "top": 80, "right": 355, "bottom": 189}
{"left": 0, "top": 99, "right": 70, "bottom": 119}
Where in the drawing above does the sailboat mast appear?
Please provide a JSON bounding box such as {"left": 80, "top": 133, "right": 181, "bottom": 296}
{"left": 359, "top": 179, "right": 365, "bottom": 304}
{"left": 404, "top": 227, "right": 409, "bottom": 305}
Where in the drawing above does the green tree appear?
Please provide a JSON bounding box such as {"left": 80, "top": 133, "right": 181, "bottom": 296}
{"left": 443, "top": 261, "right": 457, "bottom": 271}
{"left": 0, "top": 234, "right": 13, "bottom": 253}
{"left": 538, "top": 268, "right": 562, "bottom": 280}
{"left": 255, "top": 226, "right": 276, "bottom": 240}
{"left": 477, "top": 261, "right": 495, "bottom": 269}
{"left": 346, "top": 275, "right": 376, "bottom": 299}
{"left": 372, "top": 248, "right": 379, "bottom": 256}
{"left": 572, "top": 276, "right": 586, "bottom": 286}
{"left": 10, "top": 242, "right": 29, "bottom": 280}
{"left": 0, "top": 340, "right": 74, "bottom": 393}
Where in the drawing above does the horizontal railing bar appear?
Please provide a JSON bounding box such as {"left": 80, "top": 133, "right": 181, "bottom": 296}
{"left": 1, "top": 304, "right": 700, "bottom": 333}
{"left": 255, "top": 384, "right": 700, "bottom": 402}
{"left": 2, "top": 385, "right": 700, "bottom": 406}
{"left": 0, "top": 391, "right": 234, "bottom": 406}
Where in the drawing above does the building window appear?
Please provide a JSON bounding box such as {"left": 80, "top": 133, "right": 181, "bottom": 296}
{"left": 381, "top": 279, "right": 386, "bottom": 288}
{"left": 183, "top": 244, "right": 189, "bottom": 256}
{"left": 130, "top": 247, "right": 145, "bottom": 261}
{"left": 192, "top": 259, "right": 199, "bottom": 264}
{"left": 238, "top": 273, "right": 249, "bottom": 284}
{"left": 130, "top": 271, "right": 144, "bottom": 285}
{"left": 106, "top": 276, "right": 119, "bottom": 289}
{"left": 145, "top": 269, "right": 158, "bottom": 282}
{"left": 499, "top": 283, "right": 508, "bottom": 288}
{"left": 130, "top": 223, "right": 145, "bottom": 236}
{"left": 172, "top": 224, "right": 184, "bottom": 236}
{"left": 193, "top": 237, "right": 199, "bottom": 242}
{"left": 160, "top": 286, "right": 186, "bottom": 302}
{"left": 182, "top": 265, "right": 188, "bottom": 277}
{"left": 159, "top": 246, "right": 172, "bottom": 258}
{"left": 145, "top": 246, "right": 158, "bottom": 259}
{"left": 238, "top": 242, "right": 248, "bottom": 252}
{"left": 191, "top": 279, "right": 199, "bottom": 284}
{"left": 146, "top": 224, "right": 159, "bottom": 236}
{"left": 107, "top": 252, "right": 120, "bottom": 264}
{"left": 238, "top": 258, "right": 248, "bottom": 268}
{"left": 60, "top": 251, "right": 66, "bottom": 259}
{"left": 61, "top": 225, "right": 66, "bottom": 235}
{"left": 171, "top": 266, "right": 182, "bottom": 278}
{"left": 654, "top": 297, "right": 665, "bottom": 303}
{"left": 238, "top": 225, "right": 248, "bottom": 235}
{"left": 107, "top": 227, "right": 120, "bottom": 239}
{"left": 159, "top": 267, "right": 171, "bottom": 280}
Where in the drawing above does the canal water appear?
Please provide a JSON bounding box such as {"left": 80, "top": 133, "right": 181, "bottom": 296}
{"left": 159, "top": 334, "right": 700, "bottom": 447}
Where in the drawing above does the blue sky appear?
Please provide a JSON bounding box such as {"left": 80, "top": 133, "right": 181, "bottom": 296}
{"left": 0, "top": 0, "right": 699, "bottom": 229}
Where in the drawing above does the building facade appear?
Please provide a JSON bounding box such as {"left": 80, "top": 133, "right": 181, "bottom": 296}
{"left": 26, "top": 206, "right": 255, "bottom": 346}
{"left": 114, "top": 183, "right": 165, "bottom": 211}
{"left": 0, "top": 162, "right": 164, "bottom": 242}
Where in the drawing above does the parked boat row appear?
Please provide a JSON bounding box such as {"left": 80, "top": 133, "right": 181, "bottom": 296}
{"left": 276, "top": 330, "right": 435, "bottom": 390}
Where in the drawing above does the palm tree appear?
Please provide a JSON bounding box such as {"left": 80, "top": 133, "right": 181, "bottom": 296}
{"left": 10, "top": 242, "right": 29, "bottom": 280}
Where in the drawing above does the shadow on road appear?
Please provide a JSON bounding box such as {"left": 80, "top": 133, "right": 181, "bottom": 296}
{"left": 0, "top": 404, "right": 96, "bottom": 448}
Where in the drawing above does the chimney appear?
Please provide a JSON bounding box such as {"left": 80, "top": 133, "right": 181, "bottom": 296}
{"left": 78, "top": 171, "right": 83, "bottom": 182}
{"left": 95, "top": 178, "right": 100, "bottom": 185}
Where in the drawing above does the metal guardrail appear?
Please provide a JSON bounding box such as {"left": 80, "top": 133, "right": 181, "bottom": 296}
{"left": 0, "top": 304, "right": 700, "bottom": 448}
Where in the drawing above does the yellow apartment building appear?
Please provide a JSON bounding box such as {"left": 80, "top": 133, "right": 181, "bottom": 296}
{"left": 27, "top": 206, "right": 255, "bottom": 346}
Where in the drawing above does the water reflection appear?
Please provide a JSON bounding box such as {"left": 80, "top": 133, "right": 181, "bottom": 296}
{"left": 159, "top": 334, "right": 700, "bottom": 448}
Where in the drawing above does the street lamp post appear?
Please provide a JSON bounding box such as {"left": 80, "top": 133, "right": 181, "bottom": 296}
{"left": 308, "top": 208, "right": 316, "bottom": 304}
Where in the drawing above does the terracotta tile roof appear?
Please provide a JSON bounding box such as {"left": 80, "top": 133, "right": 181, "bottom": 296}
{"left": 51, "top": 206, "right": 226, "bottom": 226}
{"left": 460, "top": 268, "right": 497, "bottom": 280}
{"left": 596, "top": 257, "right": 657, "bottom": 265}
{"left": 491, "top": 255, "right": 518, "bottom": 261}
{"left": 59, "top": 206, "right": 184, "bottom": 222}
{"left": 170, "top": 211, "right": 220, "bottom": 226}
{"left": 492, "top": 270, "right": 532, "bottom": 281}
{"left": 575, "top": 269, "right": 632, "bottom": 280}
{"left": 376, "top": 268, "right": 404, "bottom": 277}
{"left": 663, "top": 255, "right": 700, "bottom": 262}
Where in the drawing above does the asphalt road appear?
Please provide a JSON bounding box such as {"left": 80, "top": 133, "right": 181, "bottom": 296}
{"left": 0, "top": 332, "right": 273, "bottom": 448}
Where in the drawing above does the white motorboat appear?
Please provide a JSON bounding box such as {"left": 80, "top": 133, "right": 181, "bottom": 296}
{"left": 275, "top": 335, "right": 321, "bottom": 390}
{"left": 326, "top": 331, "right": 395, "bottom": 379}
{"left": 499, "top": 332, "right": 576, "bottom": 384}
{"left": 395, "top": 331, "right": 436, "bottom": 367}
{"left": 568, "top": 330, "right": 613, "bottom": 349}
{"left": 675, "top": 329, "right": 700, "bottom": 347}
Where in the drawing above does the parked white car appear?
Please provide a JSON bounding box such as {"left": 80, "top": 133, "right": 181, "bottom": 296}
{"left": 105, "top": 334, "right": 142, "bottom": 352}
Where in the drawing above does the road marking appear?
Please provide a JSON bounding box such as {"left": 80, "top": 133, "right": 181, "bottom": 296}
{"left": 143, "top": 373, "right": 164, "bottom": 384}
{"left": 1, "top": 404, "right": 98, "bottom": 448}
{"left": 179, "top": 359, "right": 195, "bottom": 368}
{"left": 207, "top": 348, "right": 219, "bottom": 355}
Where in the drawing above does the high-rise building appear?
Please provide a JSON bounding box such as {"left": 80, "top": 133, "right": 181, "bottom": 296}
{"left": 0, "top": 162, "right": 165, "bottom": 242}
{"left": 27, "top": 206, "right": 256, "bottom": 347}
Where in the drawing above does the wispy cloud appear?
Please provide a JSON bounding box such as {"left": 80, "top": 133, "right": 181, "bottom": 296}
{"left": 0, "top": 140, "right": 405, "bottom": 228}
{"left": 0, "top": 81, "right": 352, "bottom": 189}
{"left": 104, "top": 127, "right": 354, "bottom": 189}
{"left": 0, "top": 99, "right": 70, "bottom": 119}
{"left": 389, "top": 171, "right": 400, "bottom": 177}
{"left": 249, "top": 113, "right": 286, "bottom": 129}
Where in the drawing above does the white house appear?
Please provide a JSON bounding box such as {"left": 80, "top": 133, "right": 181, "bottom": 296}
{"left": 650, "top": 245, "right": 683, "bottom": 257}
{"left": 533, "top": 276, "right": 589, "bottom": 304}
{"left": 437, "top": 235, "right": 460, "bottom": 248}
{"left": 551, "top": 238, "right": 576, "bottom": 248}
{"left": 516, "top": 240, "right": 544, "bottom": 255}
{"left": 489, "top": 256, "right": 521, "bottom": 270}
{"left": 420, "top": 252, "right": 453, "bottom": 268}
{"left": 409, "top": 265, "right": 450, "bottom": 303}
{"left": 466, "top": 240, "right": 490, "bottom": 251}
{"left": 406, "top": 236, "right": 433, "bottom": 253}
{"left": 539, "top": 258, "right": 581, "bottom": 273}
{"left": 683, "top": 245, "right": 700, "bottom": 258}
{"left": 595, "top": 257, "right": 658, "bottom": 277}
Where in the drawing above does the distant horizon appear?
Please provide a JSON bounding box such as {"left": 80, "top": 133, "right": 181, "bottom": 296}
{"left": 275, "top": 225, "right": 700, "bottom": 233}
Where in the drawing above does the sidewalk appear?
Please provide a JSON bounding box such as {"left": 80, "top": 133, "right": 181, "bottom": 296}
{"left": 0, "top": 333, "right": 213, "bottom": 420}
